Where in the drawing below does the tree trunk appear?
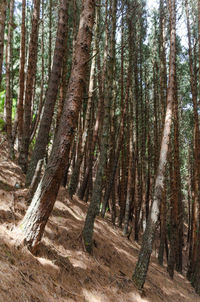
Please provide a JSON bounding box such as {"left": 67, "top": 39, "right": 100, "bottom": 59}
{"left": 68, "top": 8, "right": 98, "bottom": 198}
{"left": 188, "top": 0, "right": 200, "bottom": 293}
{"left": 5, "top": 0, "right": 14, "bottom": 158}
{"left": 82, "top": 0, "right": 110, "bottom": 253}
{"left": 77, "top": 3, "right": 104, "bottom": 201}
{"left": 48, "top": 0, "right": 52, "bottom": 77}
{"left": 185, "top": 0, "right": 200, "bottom": 283}
{"left": 132, "top": 0, "right": 176, "bottom": 289}
{"left": 158, "top": 0, "right": 167, "bottom": 267}
{"left": 56, "top": 26, "right": 69, "bottom": 133}
{"left": 29, "top": 0, "right": 45, "bottom": 145}
{"left": 158, "top": 185, "right": 167, "bottom": 265}
{"left": 173, "top": 75, "right": 183, "bottom": 274}
{"left": 25, "top": 0, "right": 69, "bottom": 186}
{"left": 17, "top": 0, "right": 26, "bottom": 151}
{"left": 18, "top": 0, "right": 40, "bottom": 172}
{"left": 17, "top": 0, "right": 95, "bottom": 254}
{"left": 0, "top": 0, "right": 7, "bottom": 88}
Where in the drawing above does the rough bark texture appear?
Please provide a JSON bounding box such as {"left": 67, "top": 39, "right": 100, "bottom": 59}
{"left": 185, "top": 0, "right": 200, "bottom": 285}
{"left": 193, "top": 0, "right": 200, "bottom": 294}
{"left": 77, "top": 5, "right": 104, "bottom": 201}
{"left": 158, "top": 0, "right": 167, "bottom": 267}
{"left": 188, "top": 0, "right": 200, "bottom": 293}
{"left": 132, "top": 0, "right": 176, "bottom": 289}
{"left": 158, "top": 186, "right": 166, "bottom": 265}
{"left": 5, "top": 0, "right": 14, "bottom": 158}
{"left": 0, "top": 0, "right": 7, "bottom": 87}
{"left": 30, "top": 0, "right": 45, "bottom": 144}
{"left": 17, "top": 0, "right": 26, "bottom": 152}
{"left": 18, "top": 0, "right": 40, "bottom": 172}
{"left": 173, "top": 75, "right": 183, "bottom": 274}
{"left": 56, "top": 26, "right": 69, "bottom": 133}
{"left": 18, "top": 0, "right": 95, "bottom": 253}
{"left": 25, "top": 0, "right": 69, "bottom": 186}
{"left": 82, "top": 0, "right": 110, "bottom": 253}
{"left": 68, "top": 9, "right": 97, "bottom": 198}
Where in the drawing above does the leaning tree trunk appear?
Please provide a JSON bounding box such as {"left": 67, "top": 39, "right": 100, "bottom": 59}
{"left": 132, "top": 0, "right": 176, "bottom": 290}
{"left": 68, "top": 8, "right": 98, "bottom": 198}
{"left": 77, "top": 4, "right": 104, "bottom": 201}
{"left": 18, "top": 0, "right": 40, "bottom": 173}
{"left": 25, "top": 0, "right": 69, "bottom": 187}
{"left": 17, "top": 0, "right": 95, "bottom": 254}
{"left": 0, "top": 0, "right": 7, "bottom": 88}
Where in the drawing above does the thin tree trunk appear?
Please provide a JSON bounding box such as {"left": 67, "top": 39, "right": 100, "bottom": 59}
{"left": 123, "top": 98, "right": 134, "bottom": 235}
{"left": 18, "top": 0, "right": 40, "bottom": 172}
{"left": 185, "top": 0, "right": 200, "bottom": 282}
{"left": 48, "top": 0, "right": 52, "bottom": 77}
{"left": 26, "top": 0, "right": 69, "bottom": 186}
{"left": 77, "top": 3, "right": 104, "bottom": 201}
{"left": 82, "top": 0, "right": 110, "bottom": 253}
{"left": 68, "top": 8, "right": 98, "bottom": 198}
{"left": 56, "top": 27, "right": 69, "bottom": 133}
{"left": 158, "top": 0, "right": 167, "bottom": 267}
{"left": 173, "top": 76, "right": 183, "bottom": 274}
{"left": 158, "top": 185, "right": 167, "bottom": 265}
{"left": 0, "top": 0, "right": 7, "bottom": 88}
{"left": 5, "top": 0, "right": 14, "bottom": 158}
{"left": 132, "top": 0, "right": 176, "bottom": 289}
{"left": 17, "top": 0, "right": 26, "bottom": 151}
{"left": 30, "top": 0, "right": 45, "bottom": 145}
{"left": 167, "top": 139, "right": 176, "bottom": 278}
{"left": 189, "top": 0, "right": 200, "bottom": 293}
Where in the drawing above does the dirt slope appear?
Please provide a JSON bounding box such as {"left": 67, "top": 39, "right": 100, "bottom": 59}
{"left": 0, "top": 136, "right": 199, "bottom": 302}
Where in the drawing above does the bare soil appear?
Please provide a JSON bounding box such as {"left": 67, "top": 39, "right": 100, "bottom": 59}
{"left": 0, "top": 135, "right": 199, "bottom": 302}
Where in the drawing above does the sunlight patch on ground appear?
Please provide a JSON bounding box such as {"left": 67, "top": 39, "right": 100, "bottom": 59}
{"left": 54, "top": 201, "right": 84, "bottom": 221}
{"left": 37, "top": 257, "right": 60, "bottom": 271}
{"left": 82, "top": 289, "right": 109, "bottom": 302}
{"left": 115, "top": 246, "right": 137, "bottom": 262}
{"left": 69, "top": 258, "right": 88, "bottom": 270}
{"left": 128, "top": 292, "right": 150, "bottom": 302}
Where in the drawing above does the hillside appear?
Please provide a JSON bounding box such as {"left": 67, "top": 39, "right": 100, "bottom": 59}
{"left": 0, "top": 137, "right": 199, "bottom": 302}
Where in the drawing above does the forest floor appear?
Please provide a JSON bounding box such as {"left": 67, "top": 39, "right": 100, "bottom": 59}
{"left": 0, "top": 135, "right": 200, "bottom": 302}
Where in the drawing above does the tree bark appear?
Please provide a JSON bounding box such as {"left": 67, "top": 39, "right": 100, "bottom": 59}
{"left": 0, "top": 0, "right": 7, "bottom": 88}
{"left": 185, "top": 0, "right": 200, "bottom": 283}
{"left": 17, "top": 0, "right": 26, "bottom": 151}
{"left": 18, "top": 0, "right": 95, "bottom": 253}
{"left": 29, "top": 0, "right": 45, "bottom": 144}
{"left": 188, "top": 0, "right": 200, "bottom": 293}
{"left": 77, "top": 2, "right": 104, "bottom": 201}
{"left": 18, "top": 0, "right": 40, "bottom": 172}
{"left": 68, "top": 8, "right": 98, "bottom": 198}
{"left": 5, "top": 0, "right": 14, "bottom": 158}
{"left": 132, "top": 0, "right": 176, "bottom": 289}
{"left": 82, "top": 0, "right": 110, "bottom": 253}
{"left": 26, "top": 0, "right": 69, "bottom": 186}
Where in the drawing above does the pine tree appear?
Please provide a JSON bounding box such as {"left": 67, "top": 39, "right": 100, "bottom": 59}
{"left": 17, "top": 0, "right": 95, "bottom": 253}
{"left": 132, "top": 0, "right": 177, "bottom": 289}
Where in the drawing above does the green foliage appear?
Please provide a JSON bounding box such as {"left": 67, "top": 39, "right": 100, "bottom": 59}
{"left": 12, "top": 97, "right": 17, "bottom": 119}
{"left": 0, "top": 90, "right": 5, "bottom": 113}
{"left": 0, "top": 118, "right": 5, "bottom": 132}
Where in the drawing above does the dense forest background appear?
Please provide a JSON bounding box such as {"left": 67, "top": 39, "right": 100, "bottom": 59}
{"left": 0, "top": 0, "right": 200, "bottom": 299}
